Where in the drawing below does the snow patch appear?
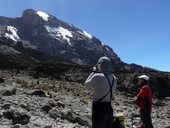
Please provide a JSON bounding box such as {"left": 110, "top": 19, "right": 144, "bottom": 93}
{"left": 102, "top": 42, "right": 110, "bottom": 52}
{"left": 45, "top": 25, "right": 73, "bottom": 46}
{"left": 83, "top": 30, "right": 92, "bottom": 39}
{"left": 78, "top": 30, "right": 92, "bottom": 39}
{"left": 4, "top": 26, "right": 20, "bottom": 42}
{"left": 101, "top": 42, "right": 105, "bottom": 46}
{"left": 104, "top": 45, "right": 110, "bottom": 52}
{"left": 37, "top": 11, "right": 49, "bottom": 21}
{"left": 105, "top": 47, "right": 110, "bottom": 52}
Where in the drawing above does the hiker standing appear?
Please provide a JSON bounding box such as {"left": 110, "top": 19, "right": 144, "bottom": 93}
{"left": 84, "top": 56, "right": 117, "bottom": 128}
{"left": 136, "top": 75, "right": 154, "bottom": 128}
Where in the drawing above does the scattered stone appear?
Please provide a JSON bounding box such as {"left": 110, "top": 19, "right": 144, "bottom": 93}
{"left": 1, "top": 87, "right": 17, "bottom": 96}
{"left": 1, "top": 103, "right": 10, "bottom": 109}
{"left": 47, "top": 100, "right": 56, "bottom": 107}
{"left": 31, "top": 90, "right": 46, "bottom": 97}
{"left": 49, "top": 108, "right": 61, "bottom": 119}
{"left": 0, "top": 78, "right": 4, "bottom": 83}
{"left": 3, "top": 108, "right": 30, "bottom": 125}
{"left": 2, "top": 90, "right": 11, "bottom": 96}
{"left": 0, "top": 112, "right": 2, "bottom": 118}
{"left": 41, "top": 104, "right": 52, "bottom": 113}
{"left": 57, "top": 101, "right": 65, "bottom": 108}
{"left": 76, "top": 115, "right": 91, "bottom": 127}
{"left": 61, "top": 109, "right": 77, "bottom": 123}
{"left": 44, "top": 125, "right": 52, "bottom": 128}
{"left": 11, "top": 124, "right": 21, "bottom": 128}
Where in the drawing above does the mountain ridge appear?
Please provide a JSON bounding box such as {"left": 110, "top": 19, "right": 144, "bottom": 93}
{"left": 0, "top": 9, "right": 156, "bottom": 72}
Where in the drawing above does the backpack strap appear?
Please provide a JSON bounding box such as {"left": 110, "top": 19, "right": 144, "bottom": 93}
{"left": 97, "top": 74, "right": 114, "bottom": 102}
{"left": 105, "top": 74, "right": 114, "bottom": 100}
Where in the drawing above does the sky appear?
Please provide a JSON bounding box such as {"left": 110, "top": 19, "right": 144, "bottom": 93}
{"left": 0, "top": 0, "right": 170, "bottom": 72}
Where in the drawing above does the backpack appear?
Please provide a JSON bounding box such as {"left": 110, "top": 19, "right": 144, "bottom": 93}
{"left": 113, "top": 113, "right": 125, "bottom": 128}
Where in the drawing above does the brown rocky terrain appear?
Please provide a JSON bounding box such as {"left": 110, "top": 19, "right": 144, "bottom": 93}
{"left": 0, "top": 64, "right": 170, "bottom": 128}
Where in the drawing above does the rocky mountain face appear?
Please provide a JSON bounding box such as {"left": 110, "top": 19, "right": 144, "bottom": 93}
{"left": 0, "top": 37, "right": 71, "bottom": 70}
{"left": 0, "top": 9, "right": 123, "bottom": 66}
{"left": 0, "top": 9, "right": 154, "bottom": 72}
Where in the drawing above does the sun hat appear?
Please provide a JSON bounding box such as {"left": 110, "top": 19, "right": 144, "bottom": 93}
{"left": 138, "top": 75, "right": 149, "bottom": 81}
{"left": 97, "top": 56, "right": 111, "bottom": 73}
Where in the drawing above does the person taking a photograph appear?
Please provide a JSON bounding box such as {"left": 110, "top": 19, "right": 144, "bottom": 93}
{"left": 84, "top": 56, "right": 117, "bottom": 128}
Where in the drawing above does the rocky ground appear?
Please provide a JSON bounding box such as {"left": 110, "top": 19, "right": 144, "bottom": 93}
{"left": 0, "top": 70, "right": 170, "bottom": 128}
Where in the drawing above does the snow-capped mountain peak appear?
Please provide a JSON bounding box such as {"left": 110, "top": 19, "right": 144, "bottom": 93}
{"left": 0, "top": 9, "right": 122, "bottom": 66}
{"left": 36, "top": 11, "right": 49, "bottom": 21}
